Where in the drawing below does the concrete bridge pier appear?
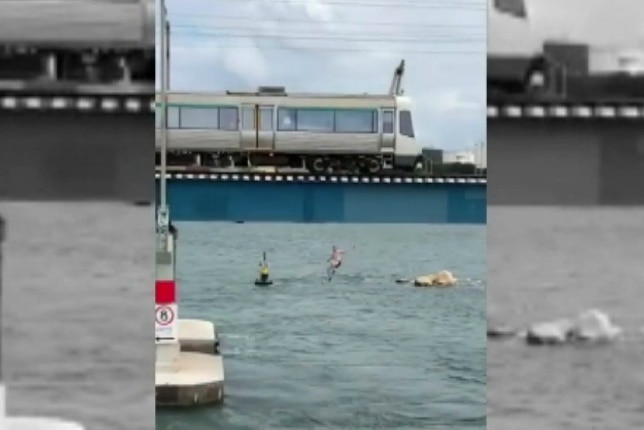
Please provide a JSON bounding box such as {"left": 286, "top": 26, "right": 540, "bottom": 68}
{"left": 155, "top": 224, "right": 224, "bottom": 407}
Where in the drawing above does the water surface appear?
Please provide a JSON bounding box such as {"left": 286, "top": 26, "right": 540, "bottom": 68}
{"left": 488, "top": 206, "right": 644, "bottom": 430}
{"left": 157, "top": 222, "right": 486, "bottom": 430}
{"left": 1, "top": 202, "right": 154, "bottom": 430}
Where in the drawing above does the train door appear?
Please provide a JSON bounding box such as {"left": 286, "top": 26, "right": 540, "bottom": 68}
{"left": 380, "top": 108, "right": 395, "bottom": 151}
{"left": 240, "top": 104, "right": 275, "bottom": 150}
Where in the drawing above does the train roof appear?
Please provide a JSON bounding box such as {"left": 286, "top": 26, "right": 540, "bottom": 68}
{"left": 159, "top": 90, "right": 398, "bottom": 100}
{"left": 0, "top": 0, "right": 154, "bottom": 48}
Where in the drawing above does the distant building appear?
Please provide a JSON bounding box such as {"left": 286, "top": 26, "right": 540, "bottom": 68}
{"left": 421, "top": 142, "right": 486, "bottom": 171}
{"left": 421, "top": 148, "right": 443, "bottom": 164}
{"left": 443, "top": 151, "right": 475, "bottom": 165}
{"left": 545, "top": 42, "right": 644, "bottom": 76}
{"left": 474, "top": 144, "right": 487, "bottom": 169}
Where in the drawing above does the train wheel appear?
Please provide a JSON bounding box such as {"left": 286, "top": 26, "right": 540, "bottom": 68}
{"left": 367, "top": 158, "right": 381, "bottom": 174}
{"left": 328, "top": 158, "right": 343, "bottom": 173}
{"left": 344, "top": 159, "right": 360, "bottom": 175}
{"left": 309, "top": 157, "right": 327, "bottom": 174}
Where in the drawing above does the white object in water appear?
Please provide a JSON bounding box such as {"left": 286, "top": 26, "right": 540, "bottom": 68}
{"left": 571, "top": 309, "right": 622, "bottom": 341}
{"left": 527, "top": 318, "right": 574, "bottom": 344}
{"left": 0, "top": 384, "right": 85, "bottom": 430}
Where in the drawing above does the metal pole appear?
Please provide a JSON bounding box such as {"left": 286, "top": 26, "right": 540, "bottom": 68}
{"left": 0, "top": 215, "right": 4, "bottom": 379}
{"left": 157, "top": 0, "right": 170, "bottom": 250}
{"left": 166, "top": 22, "right": 171, "bottom": 92}
{"left": 159, "top": 0, "right": 168, "bottom": 210}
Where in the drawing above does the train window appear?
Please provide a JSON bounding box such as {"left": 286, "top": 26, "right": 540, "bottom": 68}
{"left": 155, "top": 106, "right": 179, "bottom": 128}
{"left": 383, "top": 111, "right": 394, "bottom": 134}
{"left": 259, "top": 108, "right": 273, "bottom": 131}
{"left": 399, "top": 110, "right": 414, "bottom": 138}
{"left": 296, "top": 109, "right": 334, "bottom": 132}
{"left": 334, "top": 110, "right": 377, "bottom": 133}
{"left": 180, "top": 106, "right": 218, "bottom": 129}
{"left": 278, "top": 108, "right": 296, "bottom": 131}
{"left": 219, "top": 107, "right": 239, "bottom": 131}
{"left": 241, "top": 107, "right": 255, "bottom": 130}
{"left": 168, "top": 106, "right": 180, "bottom": 128}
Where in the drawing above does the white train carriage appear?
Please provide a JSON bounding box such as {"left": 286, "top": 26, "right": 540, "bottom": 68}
{"left": 0, "top": 0, "right": 154, "bottom": 85}
{"left": 0, "top": 0, "right": 155, "bottom": 48}
{"left": 155, "top": 89, "right": 423, "bottom": 174}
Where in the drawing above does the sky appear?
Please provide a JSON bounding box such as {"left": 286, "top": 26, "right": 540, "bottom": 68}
{"left": 156, "top": 0, "right": 486, "bottom": 150}
{"left": 527, "top": 0, "right": 644, "bottom": 47}
{"left": 490, "top": 0, "right": 644, "bottom": 53}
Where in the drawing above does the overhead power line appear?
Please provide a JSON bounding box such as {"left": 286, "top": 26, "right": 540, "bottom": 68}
{"left": 170, "top": 13, "right": 485, "bottom": 29}
{"left": 168, "top": 41, "right": 483, "bottom": 55}
{"left": 170, "top": 29, "right": 485, "bottom": 44}
{"left": 163, "top": 0, "right": 486, "bottom": 55}
{"left": 169, "top": 0, "right": 486, "bottom": 10}
{"left": 170, "top": 24, "right": 485, "bottom": 39}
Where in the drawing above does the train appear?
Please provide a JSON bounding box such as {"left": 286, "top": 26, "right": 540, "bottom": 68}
{"left": 0, "top": 0, "right": 154, "bottom": 86}
{"left": 155, "top": 87, "right": 426, "bottom": 175}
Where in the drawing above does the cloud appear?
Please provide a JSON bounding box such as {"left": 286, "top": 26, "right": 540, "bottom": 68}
{"left": 159, "top": 0, "right": 486, "bottom": 149}
{"left": 425, "top": 90, "right": 482, "bottom": 114}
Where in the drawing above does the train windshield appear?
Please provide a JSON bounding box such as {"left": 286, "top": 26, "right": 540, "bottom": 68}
{"left": 399, "top": 110, "right": 414, "bottom": 138}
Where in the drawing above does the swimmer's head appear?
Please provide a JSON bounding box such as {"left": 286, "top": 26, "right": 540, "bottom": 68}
{"left": 332, "top": 245, "right": 337, "bottom": 251}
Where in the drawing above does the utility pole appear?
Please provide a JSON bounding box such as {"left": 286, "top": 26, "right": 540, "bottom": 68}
{"left": 157, "top": 0, "right": 169, "bottom": 249}
{"left": 0, "top": 215, "right": 4, "bottom": 380}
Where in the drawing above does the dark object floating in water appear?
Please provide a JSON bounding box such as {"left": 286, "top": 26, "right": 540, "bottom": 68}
{"left": 525, "top": 331, "right": 565, "bottom": 346}
{"left": 487, "top": 326, "right": 516, "bottom": 339}
{"left": 254, "top": 279, "right": 273, "bottom": 286}
{"left": 235, "top": 220, "right": 245, "bottom": 224}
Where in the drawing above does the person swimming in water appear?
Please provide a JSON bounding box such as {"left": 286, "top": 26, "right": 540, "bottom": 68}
{"left": 326, "top": 245, "right": 344, "bottom": 280}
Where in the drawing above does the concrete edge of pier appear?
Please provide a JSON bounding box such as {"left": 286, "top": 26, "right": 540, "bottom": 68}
{"left": 155, "top": 351, "right": 225, "bottom": 407}
{"left": 178, "top": 319, "right": 220, "bottom": 355}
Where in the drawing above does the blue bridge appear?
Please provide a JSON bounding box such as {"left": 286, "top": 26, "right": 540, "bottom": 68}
{"left": 488, "top": 99, "right": 644, "bottom": 206}
{"left": 156, "top": 172, "right": 486, "bottom": 224}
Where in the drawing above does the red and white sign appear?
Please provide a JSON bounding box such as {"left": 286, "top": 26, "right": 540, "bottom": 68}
{"left": 155, "top": 280, "right": 178, "bottom": 343}
{"left": 155, "top": 305, "right": 175, "bottom": 326}
{"left": 156, "top": 280, "right": 176, "bottom": 304}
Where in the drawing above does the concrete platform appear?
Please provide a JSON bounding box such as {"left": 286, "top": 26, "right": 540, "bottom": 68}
{"left": 178, "top": 319, "right": 220, "bottom": 355}
{"left": 156, "top": 352, "right": 224, "bottom": 407}
{"left": 1, "top": 385, "right": 84, "bottom": 430}
{"left": 4, "top": 418, "right": 85, "bottom": 430}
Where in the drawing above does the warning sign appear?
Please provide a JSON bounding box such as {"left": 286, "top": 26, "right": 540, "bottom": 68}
{"left": 156, "top": 305, "right": 175, "bottom": 326}
{"left": 155, "top": 303, "right": 177, "bottom": 343}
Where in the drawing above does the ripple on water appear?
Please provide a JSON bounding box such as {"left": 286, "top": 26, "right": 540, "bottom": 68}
{"left": 157, "top": 222, "right": 486, "bottom": 430}
{"left": 488, "top": 207, "right": 644, "bottom": 430}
